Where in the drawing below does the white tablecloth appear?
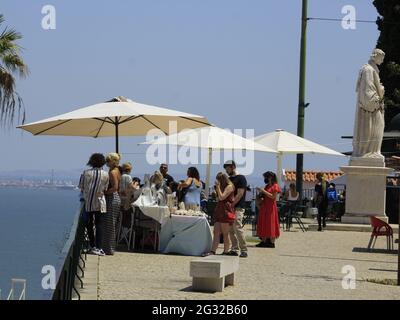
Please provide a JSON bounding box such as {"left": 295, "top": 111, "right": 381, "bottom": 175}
{"left": 134, "top": 205, "right": 170, "bottom": 225}
{"left": 133, "top": 192, "right": 170, "bottom": 224}
{"left": 159, "top": 215, "right": 212, "bottom": 256}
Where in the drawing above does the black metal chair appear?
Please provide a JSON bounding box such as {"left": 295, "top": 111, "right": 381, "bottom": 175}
{"left": 205, "top": 201, "right": 218, "bottom": 225}
{"left": 117, "top": 208, "right": 134, "bottom": 249}
{"left": 131, "top": 207, "right": 160, "bottom": 252}
{"left": 242, "top": 205, "right": 255, "bottom": 227}
{"left": 277, "top": 201, "right": 290, "bottom": 230}
{"left": 286, "top": 202, "right": 307, "bottom": 232}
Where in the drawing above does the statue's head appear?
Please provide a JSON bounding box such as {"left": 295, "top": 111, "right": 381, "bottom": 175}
{"left": 370, "top": 48, "right": 385, "bottom": 65}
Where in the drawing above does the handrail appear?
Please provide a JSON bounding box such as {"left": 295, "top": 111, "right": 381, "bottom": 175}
{"left": 52, "top": 202, "right": 86, "bottom": 300}
{"left": 62, "top": 204, "right": 83, "bottom": 254}
{"left": 6, "top": 279, "right": 26, "bottom": 300}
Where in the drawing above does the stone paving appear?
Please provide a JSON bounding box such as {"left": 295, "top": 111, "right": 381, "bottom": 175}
{"left": 81, "top": 225, "right": 400, "bottom": 300}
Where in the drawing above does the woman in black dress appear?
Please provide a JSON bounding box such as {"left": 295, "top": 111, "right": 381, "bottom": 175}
{"left": 314, "top": 172, "right": 329, "bottom": 231}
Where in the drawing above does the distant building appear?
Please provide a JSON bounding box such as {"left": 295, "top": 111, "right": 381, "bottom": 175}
{"left": 283, "top": 170, "right": 344, "bottom": 198}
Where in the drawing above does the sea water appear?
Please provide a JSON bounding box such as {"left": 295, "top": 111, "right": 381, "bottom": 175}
{"left": 0, "top": 188, "right": 79, "bottom": 300}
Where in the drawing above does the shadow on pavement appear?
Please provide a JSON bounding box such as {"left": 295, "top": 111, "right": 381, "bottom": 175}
{"left": 352, "top": 247, "right": 397, "bottom": 255}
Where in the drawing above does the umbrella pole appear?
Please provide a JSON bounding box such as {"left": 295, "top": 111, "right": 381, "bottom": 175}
{"left": 205, "top": 147, "right": 212, "bottom": 198}
{"left": 115, "top": 117, "right": 119, "bottom": 154}
{"left": 277, "top": 153, "right": 283, "bottom": 188}
{"left": 296, "top": 0, "right": 308, "bottom": 198}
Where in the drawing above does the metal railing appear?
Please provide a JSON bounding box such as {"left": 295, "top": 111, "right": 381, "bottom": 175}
{"left": 301, "top": 187, "right": 345, "bottom": 201}
{"left": 52, "top": 203, "right": 86, "bottom": 300}
{"left": 5, "top": 279, "right": 26, "bottom": 300}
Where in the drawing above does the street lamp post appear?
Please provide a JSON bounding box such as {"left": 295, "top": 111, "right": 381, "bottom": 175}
{"left": 296, "top": 0, "right": 308, "bottom": 197}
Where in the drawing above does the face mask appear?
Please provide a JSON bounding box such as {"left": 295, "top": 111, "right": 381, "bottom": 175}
{"left": 264, "top": 178, "right": 269, "bottom": 184}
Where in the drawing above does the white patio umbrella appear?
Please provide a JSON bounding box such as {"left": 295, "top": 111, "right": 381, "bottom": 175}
{"left": 254, "top": 129, "right": 346, "bottom": 186}
{"left": 141, "top": 126, "right": 277, "bottom": 196}
{"left": 17, "top": 96, "right": 210, "bottom": 153}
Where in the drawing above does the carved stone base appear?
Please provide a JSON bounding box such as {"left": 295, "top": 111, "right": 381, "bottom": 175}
{"left": 340, "top": 165, "right": 392, "bottom": 225}
{"left": 349, "top": 156, "right": 385, "bottom": 168}
{"left": 341, "top": 213, "right": 388, "bottom": 224}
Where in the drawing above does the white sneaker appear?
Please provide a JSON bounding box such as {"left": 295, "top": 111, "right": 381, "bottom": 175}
{"left": 97, "top": 249, "right": 106, "bottom": 256}
{"left": 90, "top": 247, "right": 99, "bottom": 255}
{"left": 84, "top": 246, "right": 92, "bottom": 254}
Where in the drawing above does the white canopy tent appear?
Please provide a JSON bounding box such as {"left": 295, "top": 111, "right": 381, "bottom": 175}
{"left": 141, "top": 126, "right": 277, "bottom": 196}
{"left": 254, "top": 129, "right": 346, "bottom": 186}
{"left": 18, "top": 96, "right": 210, "bottom": 153}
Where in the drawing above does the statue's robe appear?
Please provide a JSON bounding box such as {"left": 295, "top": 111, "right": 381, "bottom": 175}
{"left": 352, "top": 60, "right": 385, "bottom": 159}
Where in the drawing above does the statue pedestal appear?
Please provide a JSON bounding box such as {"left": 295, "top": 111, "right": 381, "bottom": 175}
{"left": 340, "top": 162, "right": 392, "bottom": 224}
{"left": 349, "top": 157, "right": 385, "bottom": 167}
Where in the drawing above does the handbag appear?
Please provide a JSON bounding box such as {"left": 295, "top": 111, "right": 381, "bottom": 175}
{"left": 226, "top": 211, "right": 236, "bottom": 221}
{"left": 214, "top": 200, "right": 236, "bottom": 222}
{"left": 256, "top": 193, "right": 264, "bottom": 209}
{"left": 224, "top": 201, "right": 236, "bottom": 222}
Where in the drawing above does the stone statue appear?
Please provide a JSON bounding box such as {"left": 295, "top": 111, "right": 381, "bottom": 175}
{"left": 352, "top": 48, "right": 386, "bottom": 163}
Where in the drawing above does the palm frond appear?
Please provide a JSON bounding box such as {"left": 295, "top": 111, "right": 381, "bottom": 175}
{"left": 1, "top": 53, "right": 28, "bottom": 77}
{"left": 0, "top": 27, "right": 22, "bottom": 46}
{"left": 0, "top": 69, "right": 24, "bottom": 127}
{"left": 0, "top": 15, "right": 28, "bottom": 127}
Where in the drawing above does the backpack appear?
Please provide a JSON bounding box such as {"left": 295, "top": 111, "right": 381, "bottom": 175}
{"left": 327, "top": 189, "right": 337, "bottom": 202}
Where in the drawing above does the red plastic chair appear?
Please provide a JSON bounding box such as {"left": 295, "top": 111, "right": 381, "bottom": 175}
{"left": 368, "top": 216, "right": 394, "bottom": 250}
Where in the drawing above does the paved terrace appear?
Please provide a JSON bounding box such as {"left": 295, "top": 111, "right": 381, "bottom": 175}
{"left": 79, "top": 221, "right": 400, "bottom": 300}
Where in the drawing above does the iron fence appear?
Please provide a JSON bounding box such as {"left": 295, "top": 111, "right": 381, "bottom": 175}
{"left": 52, "top": 203, "right": 86, "bottom": 300}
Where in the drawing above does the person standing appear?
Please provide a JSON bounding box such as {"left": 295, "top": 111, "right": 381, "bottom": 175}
{"left": 178, "top": 167, "right": 202, "bottom": 210}
{"left": 79, "top": 153, "right": 109, "bottom": 256}
{"left": 119, "top": 162, "right": 136, "bottom": 232}
{"left": 327, "top": 182, "right": 338, "bottom": 219}
{"left": 119, "top": 162, "right": 134, "bottom": 208}
{"left": 223, "top": 160, "right": 248, "bottom": 258}
{"left": 256, "top": 172, "right": 281, "bottom": 248}
{"left": 203, "top": 173, "right": 235, "bottom": 256}
{"left": 315, "top": 172, "right": 329, "bottom": 231}
{"left": 103, "top": 153, "right": 122, "bottom": 255}
{"left": 160, "top": 163, "right": 174, "bottom": 192}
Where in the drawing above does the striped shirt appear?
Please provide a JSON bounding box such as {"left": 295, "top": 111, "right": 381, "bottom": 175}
{"left": 79, "top": 168, "right": 109, "bottom": 213}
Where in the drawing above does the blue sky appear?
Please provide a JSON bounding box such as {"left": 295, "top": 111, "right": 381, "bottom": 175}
{"left": 0, "top": 0, "right": 380, "bottom": 180}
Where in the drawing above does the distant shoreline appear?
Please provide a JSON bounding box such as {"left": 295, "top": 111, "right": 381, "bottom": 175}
{"left": 0, "top": 185, "right": 79, "bottom": 191}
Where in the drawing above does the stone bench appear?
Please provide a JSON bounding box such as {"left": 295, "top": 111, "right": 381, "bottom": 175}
{"left": 190, "top": 255, "right": 239, "bottom": 292}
